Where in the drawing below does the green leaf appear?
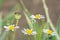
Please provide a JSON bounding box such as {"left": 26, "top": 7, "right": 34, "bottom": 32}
{"left": 52, "top": 36, "right": 57, "bottom": 40}
{"left": 56, "top": 16, "right": 60, "bottom": 36}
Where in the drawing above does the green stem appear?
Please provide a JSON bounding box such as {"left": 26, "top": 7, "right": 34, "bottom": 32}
{"left": 24, "top": 12, "right": 33, "bottom": 29}
{"left": 12, "top": 31, "right": 16, "bottom": 40}
{"left": 6, "top": 31, "right": 9, "bottom": 40}
{"left": 19, "top": 0, "right": 34, "bottom": 29}
{"left": 42, "top": 0, "right": 60, "bottom": 40}
{"left": 16, "top": 20, "right": 19, "bottom": 26}
{"left": 28, "top": 35, "right": 31, "bottom": 40}
{"left": 12, "top": 19, "right": 19, "bottom": 40}
{"left": 56, "top": 16, "right": 60, "bottom": 35}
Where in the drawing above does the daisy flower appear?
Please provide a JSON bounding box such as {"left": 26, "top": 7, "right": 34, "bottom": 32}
{"left": 43, "top": 29, "right": 56, "bottom": 36}
{"left": 4, "top": 25, "right": 19, "bottom": 31}
{"left": 22, "top": 28, "right": 36, "bottom": 35}
{"left": 30, "top": 14, "right": 45, "bottom": 19}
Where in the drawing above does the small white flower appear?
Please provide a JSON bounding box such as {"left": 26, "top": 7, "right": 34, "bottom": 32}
{"left": 30, "top": 14, "right": 45, "bottom": 19}
{"left": 43, "top": 29, "right": 56, "bottom": 36}
{"left": 22, "top": 28, "right": 36, "bottom": 35}
{"left": 4, "top": 25, "right": 19, "bottom": 31}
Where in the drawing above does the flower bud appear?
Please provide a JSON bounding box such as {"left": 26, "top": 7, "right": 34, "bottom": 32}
{"left": 14, "top": 12, "right": 21, "bottom": 20}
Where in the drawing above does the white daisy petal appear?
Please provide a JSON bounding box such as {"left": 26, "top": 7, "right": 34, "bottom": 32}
{"left": 4, "top": 26, "right": 9, "bottom": 31}
{"left": 52, "top": 32, "right": 56, "bottom": 36}
{"left": 15, "top": 26, "right": 19, "bottom": 29}
{"left": 22, "top": 30, "right": 27, "bottom": 35}
{"left": 4, "top": 26, "right": 8, "bottom": 28}
{"left": 24, "top": 28, "right": 27, "bottom": 31}
{"left": 32, "top": 31, "right": 37, "bottom": 35}
{"left": 40, "top": 15, "right": 45, "bottom": 19}
{"left": 43, "top": 29, "right": 48, "bottom": 33}
{"left": 22, "top": 30, "right": 25, "bottom": 33}
{"left": 30, "top": 15, "right": 35, "bottom": 19}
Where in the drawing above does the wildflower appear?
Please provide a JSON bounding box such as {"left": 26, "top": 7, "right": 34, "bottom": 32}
{"left": 4, "top": 25, "right": 19, "bottom": 31}
{"left": 30, "top": 14, "right": 45, "bottom": 19}
{"left": 22, "top": 28, "right": 36, "bottom": 35}
{"left": 43, "top": 29, "right": 56, "bottom": 36}
{"left": 14, "top": 12, "right": 21, "bottom": 20}
{"left": 47, "top": 30, "right": 52, "bottom": 35}
{"left": 35, "top": 14, "right": 41, "bottom": 19}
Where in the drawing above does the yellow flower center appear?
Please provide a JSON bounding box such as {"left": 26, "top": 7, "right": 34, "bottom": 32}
{"left": 35, "top": 14, "right": 40, "bottom": 19}
{"left": 9, "top": 25, "right": 15, "bottom": 31}
{"left": 26, "top": 29, "right": 32, "bottom": 35}
{"left": 48, "top": 30, "right": 52, "bottom": 35}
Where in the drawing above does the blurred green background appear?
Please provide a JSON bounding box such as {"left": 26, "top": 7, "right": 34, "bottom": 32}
{"left": 0, "top": 0, "right": 60, "bottom": 40}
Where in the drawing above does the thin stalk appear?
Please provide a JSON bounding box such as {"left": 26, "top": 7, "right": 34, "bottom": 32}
{"left": 20, "top": 0, "right": 35, "bottom": 30}
{"left": 42, "top": 0, "right": 60, "bottom": 40}
{"left": 28, "top": 35, "right": 31, "bottom": 40}
{"left": 16, "top": 20, "right": 19, "bottom": 26}
{"left": 6, "top": 31, "right": 9, "bottom": 40}
{"left": 28, "top": 37, "right": 30, "bottom": 40}
{"left": 12, "top": 19, "right": 19, "bottom": 40}
{"left": 56, "top": 16, "right": 60, "bottom": 35}
{"left": 24, "top": 12, "right": 33, "bottom": 29}
{"left": 12, "top": 31, "right": 15, "bottom": 40}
